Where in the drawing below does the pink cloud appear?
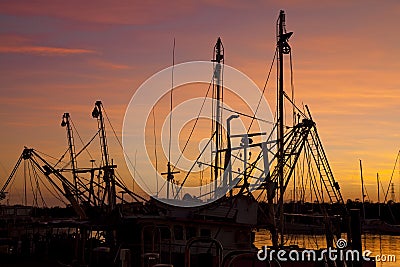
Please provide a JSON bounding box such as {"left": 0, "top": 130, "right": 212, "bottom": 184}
{"left": 0, "top": 45, "right": 96, "bottom": 56}
{"left": 88, "top": 59, "right": 133, "bottom": 70}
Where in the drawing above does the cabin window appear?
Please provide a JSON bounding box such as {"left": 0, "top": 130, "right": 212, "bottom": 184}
{"left": 200, "top": 228, "right": 211, "bottom": 237}
{"left": 173, "top": 225, "right": 183, "bottom": 240}
{"left": 186, "top": 226, "right": 196, "bottom": 240}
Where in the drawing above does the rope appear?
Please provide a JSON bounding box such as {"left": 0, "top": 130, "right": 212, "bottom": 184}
{"left": 70, "top": 118, "right": 96, "bottom": 164}
{"left": 384, "top": 150, "right": 400, "bottom": 203}
{"left": 248, "top": 50, "right": 277, "bottom": 131}
{"left": 27, "top": 160, "right": 38, "bottom": 207}
{"left": 171, "top": 78, "right": 214, "bottom": 172}
{"left": 283, "top": 92, "right": 307, "bottom": 119}
{"left": 102, "top": 105, "right": 152, "bottom": 193}
{"left": 222, "top": 107, "right": 275, "bottom": 125}
{"left": 53, "top": 148, "right": 69, "bottom": 169}
{"left": 61, "top": 130, "right": 99, "bottom": 170}
{"left": 35, "top": 150, "right": 67, "bottom": 166}
{"left": 31, "top": 161, "right": 47, "bottom": 207}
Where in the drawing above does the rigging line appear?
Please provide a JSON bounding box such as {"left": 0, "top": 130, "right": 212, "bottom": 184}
{"left": 103, "top": 106, "right": 153, "bottom": 194}
{"left": 169, "top": 37, "right": 175, "bottom": 163}
{"left": 31, "top": 155, "right": 71, "bottom": 204}
{"left": 363, "top": 182, "right": 371, "bottom": 202}
{"left": 70, "top": 119, "right": 97, "bottom": 165}
{"left": 120, "top": 147, "right": 153, "bottom": 194}
{"left": 300, "top": 145, "right": 307, "bottom": 202}
{"left": 27, "top": 160, "right": 38, "bottom": 207}
{"left": 174, "top": 131, "right": 216, "bottom": 199}
{"left": 307, "top": 150, "right": 323, "bottom": 203}
{"left": 222, "top": 107, "right": 276, "bottom": 125}
{"left": 61, "top": 130, "right": 100, "bottom": 170}
{"left": 230, "top": 153, "right": 265, "bottom": 174}
{"left": 171, "top": 78, "right": 214, "bottom": 172}
{"left": 196, "top": 160, "right": 261, "bottom": 180}
{"left": 31, "top": 163, "right": 47, "bottom": 207}
{"left": 384, "top": 150, "right": 400, "bottom": 203}
{"left": 35, "top": 149, "right": 67, "bottom": 166}
{"left": 112, "top": 169, "right": 144, "bottom": 200}
{"left": 114, "top": 169, "right": 128, "bottom": 190}
{"left": 248, "top": 50, "right": 277, "bottom": 131}
{"left": 153, "top": 107, "right": 159, "bottom": 196}
{"left": 283, "top": 91, "right": 307, "bottom": 118}
{"left": 53, "top": 148, "right": 69, "bottom": 169}
{"left": 101, "top": 106, "right": 154, "bottom": 195}
{"left": 113, "top": 178, "right": 144, "bottom": 202}
{"left": 3, "top": 158, "right": 21, "bottom": 202}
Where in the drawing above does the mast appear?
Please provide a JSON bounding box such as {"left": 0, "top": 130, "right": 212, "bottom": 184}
{"left": 377, "top": 172, "right": 380, "bottom": 218}
{"left": 212, "top": 37, "right": 224, "bottom": 199}
{"left": 161, "top": 162, "right": 179, "bottom": 199}
{"left": 61, "top": 113, "right": 78, "bottom": 200}
{"left": 360, "top": 159, "right": 366, "bottom": 221}
{"left": 161, "top": 38, "right": 179, "bottom": 200}
{"left": 92, "top": 101, "right": 116, "bottom": 211}
{"left": 277, "top": 10, "right": 293, "bottom": 246}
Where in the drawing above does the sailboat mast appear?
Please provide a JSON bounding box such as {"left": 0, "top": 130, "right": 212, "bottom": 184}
{"left": 213, "top": 37, "right": 224, "bottom": 199}
{"left": 377, "top": 172, "right": 381, "bottom": 218}
{"left": 360, "top": 159, "right": 366, "bottom": 221}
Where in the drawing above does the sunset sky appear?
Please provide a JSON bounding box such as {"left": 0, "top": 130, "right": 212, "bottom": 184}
{"left": 1, "top": 0, "right": 400, "bottom": 205}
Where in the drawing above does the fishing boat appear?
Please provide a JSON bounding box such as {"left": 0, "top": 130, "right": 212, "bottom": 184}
{"left": 0, "top": 10, "right": 375, "bottom": 267}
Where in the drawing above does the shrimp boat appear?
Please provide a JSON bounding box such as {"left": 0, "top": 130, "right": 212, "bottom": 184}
{"left": 0, "top": 10, "right": 375, "bottom": 267}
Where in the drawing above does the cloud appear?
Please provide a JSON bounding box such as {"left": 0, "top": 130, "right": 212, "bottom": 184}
{"left": 88, "top": 59, "right": 133, "bottom": 70}
{"left": 0, "top": 45, "right": 96, "bottom": 56}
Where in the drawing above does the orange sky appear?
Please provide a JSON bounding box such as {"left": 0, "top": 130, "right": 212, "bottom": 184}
{"left": 1, "top": 0, "right": 400, "bottom": 205}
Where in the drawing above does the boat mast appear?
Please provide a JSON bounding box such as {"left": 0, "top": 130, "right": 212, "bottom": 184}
{"left": 61, "top": 113, "right": 78, "bottom": 201}
{"left": 161, "top": 39, "right": 180, "bottom": 200}
{"left": 360, "top": 159, "right": 366, "bottom": 221}
{"left": 277, "top": 10, "right": 292, "bottom": 246}
{"left": 377, "top": 172, "right": 380, "bottom": 218}
{"left": 92, "top": 101, "right": 116, "bottom": 211}
{"left": 213, "top": 37, "right": 224, "bottom": 199}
